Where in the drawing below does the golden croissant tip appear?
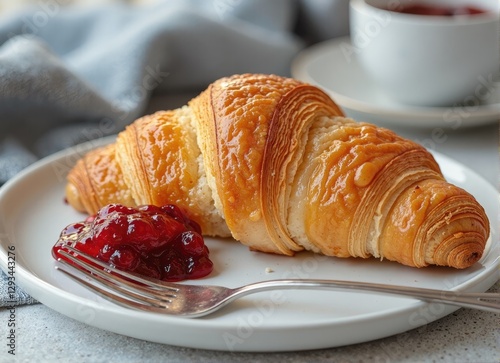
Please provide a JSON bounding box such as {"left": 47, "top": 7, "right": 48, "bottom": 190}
{"left": 457, "top": 251, "right": 482, "bottom": 269}
{"left": 65, "top": 183, "right": 86, "bottom": 213}
{"left": 445, "top": 247, "right": 483, "bottom": 269}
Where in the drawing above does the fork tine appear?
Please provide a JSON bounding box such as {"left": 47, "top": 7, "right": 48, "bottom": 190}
{"left": 55, "top": 260, "right": 169, "bottom": 312}
{"left": 60, "top": 245, "right": 179, "bottom": 291}
{"left": 56, "top": 249, "right": 176, "bottom": 300}
{"left": 55, "top": 248, "right": 183, "bottom": 312}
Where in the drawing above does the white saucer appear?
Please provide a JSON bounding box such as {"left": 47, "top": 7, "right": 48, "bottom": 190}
{"left": 291, "top": 37, "right": 500, "bottom": 129}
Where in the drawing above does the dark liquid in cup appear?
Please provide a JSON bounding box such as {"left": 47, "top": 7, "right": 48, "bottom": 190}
{"left": 386, "top": 4, "right": 488, "bottom": 16}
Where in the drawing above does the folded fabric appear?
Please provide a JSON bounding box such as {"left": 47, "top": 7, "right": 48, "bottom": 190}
{"left": 0, "top": 271, "right": 38, "bottom": 307}
{"left": 0, "top": 0, "right": 349, "bottom": 306}
{"left": 0, "top": 0, "right": 304, "bottom": 155}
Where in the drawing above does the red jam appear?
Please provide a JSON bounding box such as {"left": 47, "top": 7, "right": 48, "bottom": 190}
{"left": 52, "top": 204, "right": 213, "bottom": 281}
{"left": 387, "top": 4, "right": 488, "bottom": 16}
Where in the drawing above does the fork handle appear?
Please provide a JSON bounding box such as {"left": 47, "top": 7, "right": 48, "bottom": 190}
{"left": 232, "top": 279, "right": 500, "bottom": 314}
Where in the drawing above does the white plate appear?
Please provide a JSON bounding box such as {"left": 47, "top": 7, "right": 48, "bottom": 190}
{"left": 291, "top": 37, "right": 500, "bottom": 129}
{"left": 0, "top": 138, "right": 498, "bottom": 352}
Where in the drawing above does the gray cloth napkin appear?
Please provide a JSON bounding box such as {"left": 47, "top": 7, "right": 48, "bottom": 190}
{"left": 0, "top": 271, "right": 38, "bottom": 307}
{"left": 0, "top": 0, "right": 349, "bottom": 306}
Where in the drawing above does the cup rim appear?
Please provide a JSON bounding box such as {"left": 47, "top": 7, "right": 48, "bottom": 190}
{"left": 350, "top": 0, "right": 500, "bottom": 25}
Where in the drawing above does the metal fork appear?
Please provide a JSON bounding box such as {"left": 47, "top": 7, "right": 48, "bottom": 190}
{"left": 54, "top": 246, "right": 500, "bottom": 317}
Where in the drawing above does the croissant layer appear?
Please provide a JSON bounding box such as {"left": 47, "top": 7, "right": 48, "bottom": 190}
{"left": 65, "top": 74, "right": 490, "bottom": 269}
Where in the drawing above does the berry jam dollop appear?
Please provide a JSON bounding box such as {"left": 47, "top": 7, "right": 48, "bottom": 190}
{"left": 52, "top": 204, "right": 213, "bottom": 281}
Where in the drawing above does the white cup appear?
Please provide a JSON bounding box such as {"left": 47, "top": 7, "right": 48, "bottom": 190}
{"left": 349, "top": 0, "right": 500, "bottom": 107}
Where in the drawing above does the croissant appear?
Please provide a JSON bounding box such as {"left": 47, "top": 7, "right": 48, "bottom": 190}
{"left": 65, "top": 74, "right": 490, "bottom": 269}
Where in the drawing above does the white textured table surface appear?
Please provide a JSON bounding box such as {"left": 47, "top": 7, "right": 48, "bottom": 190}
{"left": 0, "top": 99, "right": 498, "bottom": 362}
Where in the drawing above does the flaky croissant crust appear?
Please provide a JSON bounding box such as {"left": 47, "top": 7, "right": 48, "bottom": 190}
{"left": 65, "top": 74, "right": 490, "bottom": 269}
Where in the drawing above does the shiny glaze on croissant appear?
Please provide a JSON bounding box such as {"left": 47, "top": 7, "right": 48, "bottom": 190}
{"left": 65, "top": 74, "right": 490, "bottom": 269}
